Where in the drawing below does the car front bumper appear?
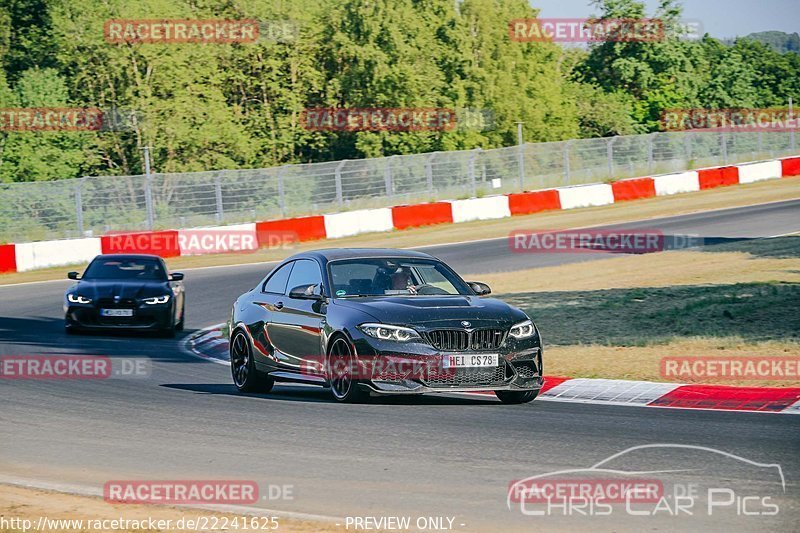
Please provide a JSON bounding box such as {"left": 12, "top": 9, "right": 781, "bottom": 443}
{"left": 348, "top": 330, "right": 543, "bottom": 394}
{"left": 65, "top": 304, "right": 174, "bottom": 330}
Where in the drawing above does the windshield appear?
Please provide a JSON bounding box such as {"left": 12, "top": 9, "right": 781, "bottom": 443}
{"left": 83, "top": 257, "right": 167, "bottom": 281}
{"left": 328, "top": 258, "right": 471, "bottom": 297}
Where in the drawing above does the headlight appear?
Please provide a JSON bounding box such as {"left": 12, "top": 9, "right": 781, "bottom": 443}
{"left": 67, "top": 294, "right": 91, "bottom": 304}
{"left": 509, "top": 319, "right": 536, "bottom": 339}
{"left": 358, "top": 323, "right": 421, "bottom": 342}
{"left": 142, "top": 295, "right": 171, "bottom": 305}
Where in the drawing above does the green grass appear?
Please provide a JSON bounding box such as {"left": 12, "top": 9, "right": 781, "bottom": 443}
{"left": 502, "top": 282, "right": 800, "bottom": 347}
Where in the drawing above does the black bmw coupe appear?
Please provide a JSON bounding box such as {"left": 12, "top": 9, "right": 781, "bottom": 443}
{"left": 229, "top": 248, "right": 543, "bottom": 403}
{"left": 64, "top": 254, "right": 185, "bottom": 336}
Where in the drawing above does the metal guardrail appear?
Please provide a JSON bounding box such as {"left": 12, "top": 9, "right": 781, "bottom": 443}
{"left": 0, "top": 130, "right": 796, "bottom": 243}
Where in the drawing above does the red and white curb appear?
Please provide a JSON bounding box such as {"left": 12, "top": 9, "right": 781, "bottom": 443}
{"left": 186, "top": 325, "right": 800, "bottom": 414}
{"left": 185, "top": 323, "right": 229, "bottom": 365}
{"left": 2, "top": 155, "right": 799, "bottom": 274}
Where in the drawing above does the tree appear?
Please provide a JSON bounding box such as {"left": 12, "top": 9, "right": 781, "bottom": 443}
{"left": 0, "top": 68, "right": 91, "bottom": 182}
{"left": 577, "top": 0, "right": 708, "bottom": 130}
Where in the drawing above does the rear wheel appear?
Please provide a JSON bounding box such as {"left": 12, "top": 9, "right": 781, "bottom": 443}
{"left": 495, "top": 389, "right": 539, "bottom": 404}
{"left": 230, "top": 330, "right": 274, "bottom": 393}
{"left": 327, "top": 336, "right": 368, "bottom": 403}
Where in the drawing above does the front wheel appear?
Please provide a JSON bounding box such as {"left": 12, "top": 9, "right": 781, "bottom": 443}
{"left": 327, "top": 336, "right": 368, "bottom": 403}
{"left": 230, "top": 330, "right": 274, "bottom": 393}
{"left": 495, "top": 389, "right": 539, "bottom": 404}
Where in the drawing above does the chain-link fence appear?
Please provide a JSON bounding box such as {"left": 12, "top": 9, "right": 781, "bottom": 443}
{"left": 1, "top": 130, "right": 797, "bottom": 243}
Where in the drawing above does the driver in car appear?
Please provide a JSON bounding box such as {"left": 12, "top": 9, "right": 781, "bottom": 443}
{"left": 390, "top": 269, "right": 414, "bottom": 290}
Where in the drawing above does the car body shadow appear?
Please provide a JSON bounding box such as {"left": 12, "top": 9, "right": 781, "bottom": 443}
{"left": 161, "top": 382, "right": 499, "bottom": 405}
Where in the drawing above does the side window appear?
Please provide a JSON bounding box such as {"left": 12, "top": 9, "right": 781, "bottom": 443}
{"left": 285, "top": 259, "right": 323, "bottom": 295}
{"left": 263, "top": 262, "right": 294, "bottom": 294}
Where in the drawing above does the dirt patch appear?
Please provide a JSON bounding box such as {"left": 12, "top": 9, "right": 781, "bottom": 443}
{"left": 479, "top": 236, "right": 800, "bottom": 385}
{"left": 545, "top": 339, "right": 800, "bottom": 386}
{"left": 0, "top": 483, "right": 341, "bottom": 532}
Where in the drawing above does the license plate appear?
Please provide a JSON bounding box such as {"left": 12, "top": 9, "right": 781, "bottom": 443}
{"left": 101, "top": 308, "right": 134, "bottom": 317}
{"left": 443, "top": 353, "right": 498, "bottom": 369}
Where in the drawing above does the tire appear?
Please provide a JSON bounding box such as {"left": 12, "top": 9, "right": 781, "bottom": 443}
{"left": 495, "top": 389, "right": 539, "bottom": 404}
{"left": 327, "top": 336, "right": 369, "bottom": 403}
{"left": 230, "top": 329, "right": 274, "bottom": 393}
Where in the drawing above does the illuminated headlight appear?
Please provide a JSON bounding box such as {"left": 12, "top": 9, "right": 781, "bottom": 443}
{"left": 358, "top": 323, "right": 421, "bottom": 342}
{"left": 143, "top": 295, "right": 171, "bottom": 305}
{"left": 509, "top": 319, "right": 536, "bottom": 339}
{"left": 67, "top": 294, "right": 92, "bottom": 304}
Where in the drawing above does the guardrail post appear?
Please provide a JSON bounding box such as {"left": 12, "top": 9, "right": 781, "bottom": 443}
{"left": 214, "top": 173, "right": 224, "bottom": 223}
{"left": 757, "top": 130, "right": 763, "bottom": 155}
{"left": 143, "top": 146, "right": 155, "bottom": 229}
{"left": 334, "top": 160, "right": 345, "bottom": 206}
{"left": 606, "top": 137, "right": 616, "bottom": 179}
{"left": 384, "top": 156, "right": 394, "bottom": 197}
{"left": 721, "top": 132, "right": 728, "bottom": 164}
{"left": 425, "top": 152, "right": 435, "bottom": 195}
{"left": 647, "top": 133, "right": 655, "bottom": 172}
{"left": 468, "top": 148, "right": 480, "bottom": 197}
{"left": 684, "top": 132, "right": 693, "bottom": 162}
{"left": 75, "top": 179, "right": 85, "bottom": 235}
{"left": 563, "top": 141, "right": 572, "bottom": 185}
{"left": 277, "top": 166, "right": 287, "bottom": 217}
{"left": 515, "top": 122, "right": 525, "bottom": 191}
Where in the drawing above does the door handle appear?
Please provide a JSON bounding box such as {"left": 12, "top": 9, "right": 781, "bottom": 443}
{"left": 274, "top": 301, "right": 284, "bottom": 310}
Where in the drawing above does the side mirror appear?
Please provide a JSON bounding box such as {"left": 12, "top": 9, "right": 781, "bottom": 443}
{"left": 170, "top": 272, "right": 184, "bottom": 281}
{"left": 289, "top": 283, "right": 322, "bottom": 300}
{"left": 67, "top": 271, "right": 80, "bottom": 280}
{"left": 468, "top": 281, "right": 491, "bottom": 296}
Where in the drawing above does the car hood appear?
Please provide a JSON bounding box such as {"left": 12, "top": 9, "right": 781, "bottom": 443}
{"left": 332, "top": 295, "right": 528, "bottom": 327}
{"left": 70, "top": 280, "right": 171, "bottom": 300}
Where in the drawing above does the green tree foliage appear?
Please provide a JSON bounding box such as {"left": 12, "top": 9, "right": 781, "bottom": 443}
{"left": 731, "top": 31, "right": 800, "bottom": 54}
{"left": 0, "top": 0, "right": 797, "bottom": 182}
{"left": 0, "top": 68, "right": 91, "bottom": 182}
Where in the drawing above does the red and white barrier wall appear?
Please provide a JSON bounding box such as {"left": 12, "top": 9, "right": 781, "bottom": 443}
{"left": 1, "top": 155, "right": 799, "bottom": 273}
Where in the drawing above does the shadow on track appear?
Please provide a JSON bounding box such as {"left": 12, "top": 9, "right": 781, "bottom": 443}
{"left": 161, "top": 382, "right": 499, "bottom": 405}
{"left": 0, "top": 315, "right": 201, "bottom": 363}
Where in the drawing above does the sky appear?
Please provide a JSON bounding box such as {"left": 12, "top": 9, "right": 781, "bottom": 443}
{"left": 529, "top": 0, "right": 799, "bottom": 39}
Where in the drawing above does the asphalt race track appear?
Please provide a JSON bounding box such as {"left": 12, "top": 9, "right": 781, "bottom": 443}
{"left": 1, "top": 199, "right": 799, "bottom": 531}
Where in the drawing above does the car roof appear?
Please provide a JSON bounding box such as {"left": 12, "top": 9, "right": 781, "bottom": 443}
{"left": 93, "top": 254, "right": 164, "bottom": 261}
{"left": 287, "top": 248, "right": 436, "bottom": 262}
